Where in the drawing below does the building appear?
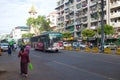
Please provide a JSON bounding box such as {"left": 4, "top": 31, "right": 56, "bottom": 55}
{"left": 55, "top": 0, "right": 120, "bottom": 38}
{"left": 47, "top": 11, "right": 58, "bottom": 31}
{"left": 10, "top": 26, "right": 29, "bottom": 42}
{"left": 0, "top": 33, "right": 9, "bottom": 41}
{"left": 110, "top": 0, "right": 120, "bottom": 35}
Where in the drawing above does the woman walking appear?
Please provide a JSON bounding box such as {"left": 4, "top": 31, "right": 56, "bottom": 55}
{"left": 18, "top": 47, "right": 30, "bottom": 77}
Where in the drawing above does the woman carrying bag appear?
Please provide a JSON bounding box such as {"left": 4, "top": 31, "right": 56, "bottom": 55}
{"left": 18, "top": 47, "right": 30, "bottom": 77}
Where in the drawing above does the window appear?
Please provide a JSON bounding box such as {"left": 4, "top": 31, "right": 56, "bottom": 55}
{"left": 76, "top": 3, "right": 81, "bottom": 9}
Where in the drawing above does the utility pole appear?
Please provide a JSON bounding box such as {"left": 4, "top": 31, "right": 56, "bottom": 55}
{"left": 101, "top": 0, "right": 104, "bottom": 52}
{"left": 74, "top": 1, "right": 77, "bottom": 38}
{"left": 96, "top": 0, "right": 99, "bottom": 47}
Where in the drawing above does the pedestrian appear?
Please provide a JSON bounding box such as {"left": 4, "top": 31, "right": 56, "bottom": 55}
{"left": 18, "top": 47, "right": 30, "bottom": 77}
{"left": 8, "top": 45, "right": 12, "bottom": 55}
{"left": 0, "top": 47, "right": 2, "bottom": 56}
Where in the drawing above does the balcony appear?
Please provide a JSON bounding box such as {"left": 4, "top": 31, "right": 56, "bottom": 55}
{"left": 110, "top": 11, "right": 120, "bottom": 19}
{"left": 90, "top": 0, "right": 101, "bottom": 6}
{"left": 110, "top": 1, "right": 120, "bottom": 8}
{"left": 111, "top": 22, "right": 120, "bottom": 28}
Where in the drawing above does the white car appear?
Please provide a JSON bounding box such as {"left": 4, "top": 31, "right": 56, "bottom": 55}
{"left": 79, "top": 43, "right": 86, "bottom": 49}
{"left": 0, "top": 43, "right": 9, "bottom": 51}
{"left": 63, "top": 42, "right": 71, "bottom": 47}
{"left": 104, "top": 43, "right": 117, "bottom": 50}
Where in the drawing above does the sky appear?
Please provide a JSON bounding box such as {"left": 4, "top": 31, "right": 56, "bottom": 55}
{"left": 0, "top": 0, "right": 57, "bottom": 34}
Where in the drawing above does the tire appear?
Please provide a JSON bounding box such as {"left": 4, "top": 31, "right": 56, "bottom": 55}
{"left": 55, "top": 50, "right": 58, "bottom": 52}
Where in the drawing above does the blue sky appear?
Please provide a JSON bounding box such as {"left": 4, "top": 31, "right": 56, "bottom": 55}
{"left": 0, "top": 0, "right": 57, "bottom": 34}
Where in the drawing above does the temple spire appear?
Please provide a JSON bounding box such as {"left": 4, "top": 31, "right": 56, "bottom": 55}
{"left": 29, "top": 5, "right": 37, "bottom": 18}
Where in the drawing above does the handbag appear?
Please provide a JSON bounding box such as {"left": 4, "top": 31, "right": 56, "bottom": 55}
{"left": 29, "top": 63, "right": 33, "bottom": 70}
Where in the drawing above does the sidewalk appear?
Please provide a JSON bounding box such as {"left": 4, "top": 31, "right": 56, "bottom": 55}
{"left": 0, "top": 51, "right": 29, "bottom": 80}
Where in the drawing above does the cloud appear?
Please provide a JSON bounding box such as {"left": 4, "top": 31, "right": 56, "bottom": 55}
{"left": 0, "top": 0, "right": 57, "bottom": 34}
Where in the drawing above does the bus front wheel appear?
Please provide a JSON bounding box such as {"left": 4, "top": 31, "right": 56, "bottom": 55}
{"left": 55, "top": 50, "right": 58, "bottom": 52}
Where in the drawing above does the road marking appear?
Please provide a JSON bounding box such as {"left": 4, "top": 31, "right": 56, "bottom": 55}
{"left": 62, "top": 52, "right": 120, "bottom": 65}
{"left": 30, "top": 51, "right": 117, "bottom": 80}
{"left": 30, "top": 53, "right": 41, "bottom": 58}
{"left": 53, "top": 60, "right": 115, "bottom": 80}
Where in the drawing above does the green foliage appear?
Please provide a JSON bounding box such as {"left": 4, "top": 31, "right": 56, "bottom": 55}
{"left": 98, "top": 24, "right": 114, "bottom": 35}
{"left": 26, "top": 15, "right": 51, "bottom": 35}
{"left": 22, "top": 33, "right": 34, "bottom": 38}
{"left": 26, "top": 18, "right": 35, "bottom": 27}
{"left": 62, "top": 32, "right": 72, "bottom": 38}
{"left": 82, "top": 29, "right": 96, "bottom": 37}
{"left": 36, "top": 16, "right": 51, "bottom": 32}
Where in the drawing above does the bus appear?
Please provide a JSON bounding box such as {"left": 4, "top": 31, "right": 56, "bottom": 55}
{"left": 31, "top": 32, "right": 63, "bottom": 52}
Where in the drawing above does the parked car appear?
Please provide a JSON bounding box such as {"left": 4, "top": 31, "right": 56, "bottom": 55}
{"left": 79, "top": 43, "right": 86, "bottom": 49}
{"left": 0, "top": 43, "right": 9, "bottom": 51}
{"left": 72, "top": 42, "right": 80, "bottom": 49}
{"left": 104, "top": 43, "right": 117, "bottom": 50}
{"left": 63, "top": 42, "right": 71, "bottom": 47}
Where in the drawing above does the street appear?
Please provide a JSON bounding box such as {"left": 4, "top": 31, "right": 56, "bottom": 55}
{"left": 0, "top": 49, "right": 120, "bottom": 80}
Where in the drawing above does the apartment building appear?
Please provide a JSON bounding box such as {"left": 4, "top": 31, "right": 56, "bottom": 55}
{"left": 110, "top": 0, "right": 120, "bottom": 35}
{"left": 55, "top": 0, "right": 120, "bottom": 37}
{"left": 47, "top": 11, "right": 58, "bottom": 31}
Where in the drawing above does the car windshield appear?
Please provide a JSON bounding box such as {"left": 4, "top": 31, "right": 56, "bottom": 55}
{"left": 0, "top": 43, "right": 8, "bottom": 46}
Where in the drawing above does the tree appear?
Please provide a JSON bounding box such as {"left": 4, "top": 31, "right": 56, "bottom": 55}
{"left": 26, "top": 15, "right": 51, "bottom": 35}
{"left": 26, "top": 17, "right": 35, "bottom": 27}
{"left": 82, "top": 29, "right": 96, "bottom": 37}
{"left": 36, "top": 16, "right": 51, "bottom": 32}
{"left": 26, "top": 17, "right": 39, "bottom": 35}
{"left": 98, "top": 24, "right": 114, "bottom": 35}
{"left": 62, "top": 32, "right": 72, "bottom": 38}
{"left": 22, "top": 33, "right": 34, "bottom": 38}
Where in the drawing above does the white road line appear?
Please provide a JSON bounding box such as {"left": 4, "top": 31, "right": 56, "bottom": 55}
{"left": 53, "top": 60, "right": 115, "bottom": 80}
{"left": 30, "top": 53, "right": 41, "bottom": 58}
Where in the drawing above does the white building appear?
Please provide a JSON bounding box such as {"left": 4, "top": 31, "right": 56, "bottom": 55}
{"left": 47, "top": 11, "right": 58, "bottom": 31}
{"left": 10, "top": 26, "right": 29, "bottom": 42}
{"left": 55, "top": 0, "right": 120, "bottom": 37}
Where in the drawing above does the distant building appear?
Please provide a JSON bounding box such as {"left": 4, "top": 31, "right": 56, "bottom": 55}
{"left": 10, "top": 26, "right": 29, "bottom": 42}
{"left": 0, "top": 33, "right": 9, "bottom": 41}
{"left": 47, "top": 11, "right": 58, "bottom": 31}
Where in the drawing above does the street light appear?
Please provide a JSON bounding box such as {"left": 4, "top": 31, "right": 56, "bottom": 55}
{"left": 101, "top": 0, "right": 104, "bottom": 52}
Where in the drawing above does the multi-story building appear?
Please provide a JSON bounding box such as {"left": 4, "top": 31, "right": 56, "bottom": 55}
{"left": 110, "top": 0, "right": 120, "bottom": 35}
{"left": 55, "top": 0, "right": 120, "bottom": 38}
{"left": 47, "top": 11, "right": 58, "bottom": 31}
{"left": 10, "top": 26, "right": 29, "bottom": 42}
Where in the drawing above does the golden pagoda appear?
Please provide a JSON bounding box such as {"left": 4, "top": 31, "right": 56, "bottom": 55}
{"left": 29, "top": 5, "right": 37, "bottom": 17}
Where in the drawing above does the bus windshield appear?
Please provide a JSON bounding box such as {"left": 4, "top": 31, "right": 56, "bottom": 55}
{"left": 49, "top": 33, "right": 62, "bottom": 42}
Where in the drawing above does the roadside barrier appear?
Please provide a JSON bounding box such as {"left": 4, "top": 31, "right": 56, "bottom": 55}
{"left": 69, "top": 46, "right": 73, "bottom": 51}
{"left": 116, "top": 48, "right": 120, "bottom": 55}
{"left": 92, "top": 47, "right": 99, "bottom": 53}
{"left": 104, "top": 48, "right": 111, "bottom": 54}
{"left": 75, "top": 48, "right": 80, "bottom": 52}
{"left": 85, "top": 47, "right": 91, "bottom": 53}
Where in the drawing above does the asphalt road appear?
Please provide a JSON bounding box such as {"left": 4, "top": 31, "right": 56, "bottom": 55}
{"left": 0, "top": 49, "right": 120, "bottom": 80}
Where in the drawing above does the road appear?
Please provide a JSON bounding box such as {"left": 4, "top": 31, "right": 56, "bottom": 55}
{"left": 0, "top": 49, "right": 120, "bottom": 80}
